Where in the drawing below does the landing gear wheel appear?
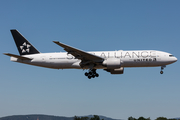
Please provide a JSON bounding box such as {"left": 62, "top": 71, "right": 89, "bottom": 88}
{"left": 160, "top": 66, "right": 166, "bottom": 74}
{"left": 92, "top": 75, "right": 95, "bottom": 78}
{"left": 85, "top": 69, "right": 99, "bottom": 79}
{"left": 89, "top": 72, "right": 92, "bottom": 75}
{"left": 88, "top": 76, "right": 91, "bottom": 79}
{"left": 85, "top": 72, "right": 88, "bottom": 76}
{"left": 95, "top": 73, "right": 99, "bottom": 77}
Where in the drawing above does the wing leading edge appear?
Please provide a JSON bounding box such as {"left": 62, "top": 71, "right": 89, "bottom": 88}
{"left": 53, "top": 41, "right": 104, "bottom": 63}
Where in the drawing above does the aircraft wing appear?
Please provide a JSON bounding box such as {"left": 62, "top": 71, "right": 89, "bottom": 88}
{"left": 53, "top": 41, "right": 104, "bottom": 62}
{"left": 4, "top": 53, "right": 32, "bottom": 60}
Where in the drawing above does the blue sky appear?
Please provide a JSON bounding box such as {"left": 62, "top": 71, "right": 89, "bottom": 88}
{"left": 0, "top": 0, "right": 180, "bottom": 119}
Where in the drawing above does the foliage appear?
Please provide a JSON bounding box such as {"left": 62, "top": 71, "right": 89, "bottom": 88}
{"left": 74, "top": 115, "right": 102, "bottom": 120}
{"left": 155, "top": 117, "right": 180, "bottom": 120}
{"left": 0, "top": 114, "right": 179, "bottom": 120}
{"left": 128, "top": 116, "right": 150, "bottom": 120}
{"left": 74, "top": 116, "right": 89, "bottom": 120}
{"left": 155, "top": 117, "right": 168, "bottom": 120}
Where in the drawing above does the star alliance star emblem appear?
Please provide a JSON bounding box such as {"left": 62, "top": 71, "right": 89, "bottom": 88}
{"left": 20, "top": 42, "right": 31, "bottom": 53}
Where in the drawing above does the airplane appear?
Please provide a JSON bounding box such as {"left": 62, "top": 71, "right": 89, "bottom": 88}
{"left": 4, "top": 29, "right": 177, "bottom": 79}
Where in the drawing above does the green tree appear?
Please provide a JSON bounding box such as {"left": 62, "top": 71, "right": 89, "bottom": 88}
{"left": 155, "top": 117, "right": 168, "bottom": 120}
{"left": 74, "top": 116, "right": 89, "bottom": 120}
{"left": 81, "top": 117, "right": 89, "bottom": 120}
{"left": 74, "top": 116, "right": 81, "bottom": 120}
{"left": 138, "top": 117, "right": 150, "bottom": 120}
{"left": 90, "top": 115, "right": 100, "bottom": 120}
{"left": 128, "top": 116, "right": 150, "bottom": 120}
{"left": 128, "top": 116, "right": 137, "bottom": 120}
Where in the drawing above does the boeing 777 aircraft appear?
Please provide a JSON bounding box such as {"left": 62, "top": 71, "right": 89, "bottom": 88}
{"left": 4, "top": 30, "right": 177, "bottom": 79}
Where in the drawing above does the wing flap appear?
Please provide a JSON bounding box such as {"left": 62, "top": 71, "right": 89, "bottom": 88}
{"left": 53, "top": 41, "right": 104, "bottom": 62}
{"left": 4, "top": 53, "right": 32, "bottom": 60}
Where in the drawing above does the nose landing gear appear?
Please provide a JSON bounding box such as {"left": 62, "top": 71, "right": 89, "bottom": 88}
{"left": 85, "top": 69, "right": 99, "bottom": 79}
{"left": 160, "top": 65, "right": 166, "bottom": 74}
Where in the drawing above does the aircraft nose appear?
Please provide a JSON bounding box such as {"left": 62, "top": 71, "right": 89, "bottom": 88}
{"left": 174, "top": 57, "right": 178, "bottom": 62}
{"left": 171, "top": 56, "right": 178, "bottom": 63}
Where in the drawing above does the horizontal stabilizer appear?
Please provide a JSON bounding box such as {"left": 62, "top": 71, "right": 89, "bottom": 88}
{"left": 3, "top": 53, "right": 32, "bottom": 60}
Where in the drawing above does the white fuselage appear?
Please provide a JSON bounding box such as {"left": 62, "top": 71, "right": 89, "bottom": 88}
{"left": 6, "top": 29, "right": 177, "bottom": 78}
{"left": 10, "top": 50, "right": 177, "bottom": 70}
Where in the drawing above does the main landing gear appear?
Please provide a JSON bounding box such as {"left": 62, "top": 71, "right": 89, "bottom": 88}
{"left": 85, "top": 69, "right": 99, "bottom": 79}
{"left": 160, "top": 65, "right": 166, "bottom": 74}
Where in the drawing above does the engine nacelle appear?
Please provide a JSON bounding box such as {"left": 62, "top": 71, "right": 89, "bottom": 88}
{"left": 104, "top": 67, "right": 124, "bottom": 74}
{"left": 102, "top": 58, "right": 121, "bottom": 69}
{"left": 109, "top": 67, "right": 124, "bottom": 74}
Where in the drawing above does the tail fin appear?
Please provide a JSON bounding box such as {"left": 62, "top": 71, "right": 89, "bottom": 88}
{"left": 10, "top": 29, "right": 40, "bottom": 55}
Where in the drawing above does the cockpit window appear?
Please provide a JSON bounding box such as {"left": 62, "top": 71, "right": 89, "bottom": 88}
{"left": 169, "top": 55, "right": 174, "bottom": 57}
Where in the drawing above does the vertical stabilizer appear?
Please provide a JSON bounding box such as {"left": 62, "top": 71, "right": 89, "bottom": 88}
{"left": 10, "top": 29, "right": 40, "bottom": 55}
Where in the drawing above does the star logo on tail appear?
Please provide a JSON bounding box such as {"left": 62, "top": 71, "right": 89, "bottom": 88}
{"left": 20, "top": 42, "right": 31, "bottom": 53}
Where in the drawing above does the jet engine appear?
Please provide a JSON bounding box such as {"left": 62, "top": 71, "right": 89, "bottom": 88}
{"left": 103, "top": 58, "right": 124, "bottom": 74}
{"left": 104, "top": 67, "right": 124, "bottom": 74}
{"left": 110, "top": 67, "right": 124, "bottom": 74}
{"left": 102, "top": 58, "right": 121, "bottom": 69}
